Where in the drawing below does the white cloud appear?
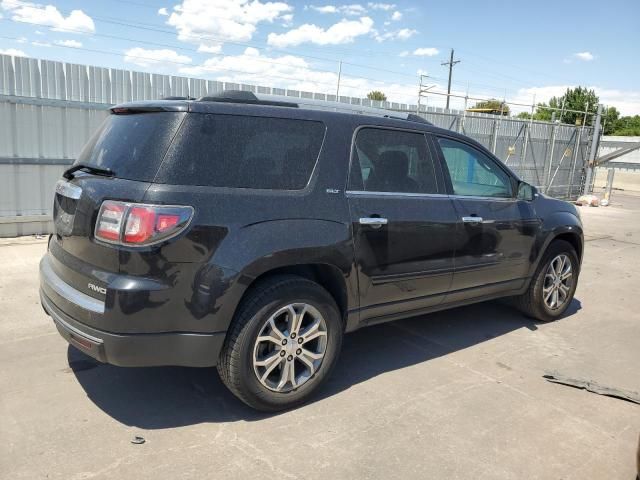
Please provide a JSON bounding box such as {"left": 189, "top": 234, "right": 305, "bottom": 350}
{"left": 368, "top": 2, "right": 395, "bottom": 10}
{"left": 413, "top": 47, "right": 439, "bottom": 56}
{"left": 124, "top": 47, "right": 192, "bottom": 69}
{"left": 309, "top": 4, "right": 366, "bottom": 15}
{"left": 267, "top": 16, "right": 374, "bottom": 47}
{"left": 374, "top": 27, "right": 416, "bottom": 42}
{"left": 56, "top": 39, "right": 82, "bottom": 48}
{"left": 595, "top": 88, "right": 640, "bottom": 116}
{"left": 158, "top": 7, "right": 169, "bottom": 16}
{"left": 281, "top": 13, "right": 293, "bottom": 26}
{"left": 574, "top": 51, "right": 594, "bottom": 61}
{"left": 399, "top": 50, "right": 408, "bottom": 57}
{"left": 180, "top": 47, "right": 422, "bottom": 103}
{"left": 197, "top": 43, "right": 222, "bottom": 53}
{"left": 1, "top": 0, "right": 95, "bottom": 33}
{"left": 0, "top": 48, "right": 28, "bottom": 56}
{"left": 310, "top": 5, "right": 337, "bottom": 13}
{"left": 166, "top": 0, "right": 292, "bottom": 51}
{"left": 391, "top": 10, "right": 401, "bottom": 21}
{"left": 31, "top": 40, "right": 51, "bottom": 47}
{"left": 395, "top": 28, "right": 416, "bottom": 40}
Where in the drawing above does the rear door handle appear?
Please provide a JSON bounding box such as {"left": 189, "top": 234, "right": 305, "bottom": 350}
{"left": 462, "top": 216, "right": 483, "bottom": 223}
{"left": 359, "top": 217, "right": 388, "bottom": 228}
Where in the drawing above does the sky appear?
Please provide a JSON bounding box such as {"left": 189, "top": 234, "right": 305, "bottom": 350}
{"left": 0, "top": 0, "right": 639, "bottom": 115}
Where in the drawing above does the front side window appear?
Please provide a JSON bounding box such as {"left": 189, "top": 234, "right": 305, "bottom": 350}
{"left": 437, "top": 137, "right": 512, "bottom": 198}
{"left": 156, "top": 114, "right": 326, "bottom": 190}
{"left": 349, "top": 128, "right": 438, "bottom": 194}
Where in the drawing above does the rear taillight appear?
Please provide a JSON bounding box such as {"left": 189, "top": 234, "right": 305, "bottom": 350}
{"left": 95, "top": 200, "right": 193, "bottom": 246}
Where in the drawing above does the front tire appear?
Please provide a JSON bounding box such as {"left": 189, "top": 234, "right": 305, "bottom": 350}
{"left": 217, "top": 275, "right": 343, "bottom": 412}
{"left": 514, "top": 240, "right": 580, "bottom": 322}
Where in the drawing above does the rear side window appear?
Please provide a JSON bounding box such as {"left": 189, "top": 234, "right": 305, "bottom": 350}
{"left": 74, "top": 112, "right": 186, "bottom": 182}
{"left": 156, "top": 114, "right": 326, "bottom": 190}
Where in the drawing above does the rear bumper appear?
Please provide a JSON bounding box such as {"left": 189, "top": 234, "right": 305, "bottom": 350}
{"left": 39, "top": 268, "right": 226, "bottom": 368}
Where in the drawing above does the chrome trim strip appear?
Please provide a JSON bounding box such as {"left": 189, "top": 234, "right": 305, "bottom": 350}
{"left": 346, "top": 190, "right": 449, "bottom": 198}
{"left": 345, "top": 190, "right": 516, "bottom": 202}
{"left": 55, "top": 179, "right": 82, "bottom": 200}
{"left": 40, "top": 257, "right": 105, "bottom": 314}
{"left": 449, "top": 194, "right": 515, "bottom": 202}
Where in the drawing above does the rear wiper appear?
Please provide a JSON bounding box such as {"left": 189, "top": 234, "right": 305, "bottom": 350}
{"left": 63, "top": 163, "right": 115, "bottom": 180}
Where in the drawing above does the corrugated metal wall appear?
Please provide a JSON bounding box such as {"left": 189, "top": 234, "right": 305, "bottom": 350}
{"left": 0, "top": 54, "right": 594, "bottom": 237}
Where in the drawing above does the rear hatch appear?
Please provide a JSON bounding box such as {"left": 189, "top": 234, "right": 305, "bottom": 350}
{"left": 48, "top": 108, "right": 187, "bottom": 309}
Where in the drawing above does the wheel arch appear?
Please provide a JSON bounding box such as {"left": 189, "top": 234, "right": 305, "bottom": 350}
{"left": 552, "top": 231, "right": 583, "bottom": 262}
{"left": 528, "top": 225, "right": 584, "bottom": 283}
{"left": 240, "top": 264, "right": 350, "bottom": 325}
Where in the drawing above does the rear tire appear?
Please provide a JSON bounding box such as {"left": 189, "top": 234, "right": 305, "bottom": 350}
{"left": 217, "top": 275, "right": 343, "bottom": 412}
{"left": 513, "top": 240, "right": 579, "bottom": 322}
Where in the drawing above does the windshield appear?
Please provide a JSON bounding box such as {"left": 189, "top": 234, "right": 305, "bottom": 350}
{"left": 74, "top": 112, "right": 186, "bottom": 182}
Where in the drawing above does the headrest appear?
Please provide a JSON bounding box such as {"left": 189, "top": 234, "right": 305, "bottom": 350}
{"left": 375, "top": 150, "right": 409, "bottom": 179}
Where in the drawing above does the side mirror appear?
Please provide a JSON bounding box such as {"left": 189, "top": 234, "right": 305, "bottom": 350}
{"left": 517, "top": 181, "right": 536, "bottom": 201}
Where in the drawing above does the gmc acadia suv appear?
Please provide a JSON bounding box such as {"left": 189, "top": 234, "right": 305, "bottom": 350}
{"left": 40, "top": 92, "right": 583, "bottom": 411}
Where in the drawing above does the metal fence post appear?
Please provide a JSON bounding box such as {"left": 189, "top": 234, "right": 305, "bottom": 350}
{"left": 583, "top": 104, "right": 602, "bottom": 195}
{"left": 491, "top": 118, "right": 498, "bottom": 154}
{"left": 604, "top": 168, "right": 615, "bottom": 203}
{"left": 544, "top": 113, "right": 557, "bottom": 193}
{"left": 566, "top": 126, "right": 583, "bottom": 199}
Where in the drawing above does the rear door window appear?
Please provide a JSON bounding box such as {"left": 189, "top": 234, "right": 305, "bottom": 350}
{"left": 348, "top": 127, "right": 438, "bottom": 194}
{"left": 156, "top": 114, "right": 326, "bottom": 190}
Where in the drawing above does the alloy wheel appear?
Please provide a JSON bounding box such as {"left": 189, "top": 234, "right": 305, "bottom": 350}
{"left": 542, "top": 254, "right": 573, "bottom": 310}
{"left": 253, "top": 303, "right": 328, "bottom": 393}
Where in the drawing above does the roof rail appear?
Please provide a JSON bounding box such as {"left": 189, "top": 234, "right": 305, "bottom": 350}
{"left": 196, "top": 90, "right": 433, "bottom": 126}
{"left": 197, "top": 91, "right": 297, "bottom": 108}
{"left": 162, "top": 96, "right": 196, "bottom": 100}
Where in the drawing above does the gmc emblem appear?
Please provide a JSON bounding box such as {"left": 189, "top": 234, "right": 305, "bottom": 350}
{"left": 87, "top": 283, "right": 107, "bottom": 295}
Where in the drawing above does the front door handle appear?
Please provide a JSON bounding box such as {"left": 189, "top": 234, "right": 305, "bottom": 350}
{"left": 462, "top": 216, "right": 483, "bottom": 224}
{"left": 359, "top": 217, "right": 388, "bottom": 228}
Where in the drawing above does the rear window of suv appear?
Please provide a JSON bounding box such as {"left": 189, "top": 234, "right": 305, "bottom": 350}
{"left": 155, "top": 114, "right": 326, "bottom": 190}
{"left": 74, "top": 112, "right": 186, "bottom": 183}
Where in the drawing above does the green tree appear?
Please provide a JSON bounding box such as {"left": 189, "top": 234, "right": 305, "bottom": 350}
{"left": 470, "top": 98, "right": 510, "bottom": 115}
{"left": 367, "top": 90, "right": 387, "bottom": 101}
{"left": 612, "top": 115, "right": 640, "bottom": 136}
{"left": 602, "top": 106, "right": 620, "bottom": 135}
{"left": 534, "top": 87, "right": 599, "bottom": 126}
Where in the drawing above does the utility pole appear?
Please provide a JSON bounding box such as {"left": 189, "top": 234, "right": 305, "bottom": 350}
{"left": 441, "top": 48, "right": 460, "bottom": 111}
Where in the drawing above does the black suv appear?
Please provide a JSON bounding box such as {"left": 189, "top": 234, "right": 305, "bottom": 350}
{"left": 40, "top": 92, "right": 583, "bottom": 411}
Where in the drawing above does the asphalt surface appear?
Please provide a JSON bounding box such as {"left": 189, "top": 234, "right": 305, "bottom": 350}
{"left": 1, "top": 194, "right": 639, "bottom": 479}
